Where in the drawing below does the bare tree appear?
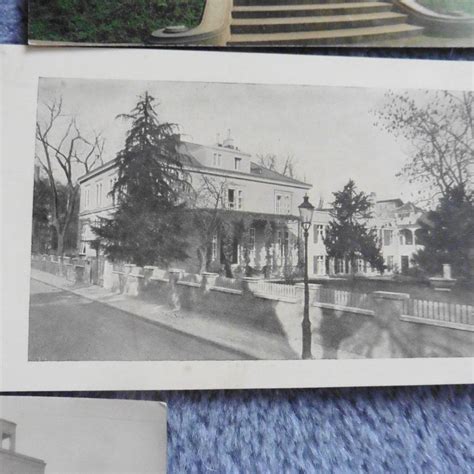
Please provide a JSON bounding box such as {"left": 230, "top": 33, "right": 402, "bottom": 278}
{"left": 257, "top": 153, "right": 277, "bottom": 172}
{"left": 280, "top": 154, "right": 298, "bottom": 179}
{"left": 35, "top": 97, "right": 105, "bottom": 256}
{"left": 375, "top": 91, "right": 474, "bottom": 205}
{"left": 187, "top": 175, "right": 228, "bottom": 273}
{"left": 257, "top": 153, "right": 299, "bottom": 179}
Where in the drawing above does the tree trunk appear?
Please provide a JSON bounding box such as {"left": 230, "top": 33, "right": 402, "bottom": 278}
{"left": 197, "top": 247, "right": 207, "bottom": 274}
{"left": 56, "top": 230, "right": 65, "bottom": 257}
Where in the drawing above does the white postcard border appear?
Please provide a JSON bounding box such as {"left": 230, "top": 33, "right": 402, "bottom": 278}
{"left": 1, "top": 46, "right": 473, "bottom": 390}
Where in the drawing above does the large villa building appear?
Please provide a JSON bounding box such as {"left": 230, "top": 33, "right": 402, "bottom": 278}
{"left": 78, "top": 134, "right": 311, "bottom": 275}
{"left": 78, "top": 134, "right": 424, "bottom": 278}
{"left": 308, "top": 198, "right": 424, "bottom": 277}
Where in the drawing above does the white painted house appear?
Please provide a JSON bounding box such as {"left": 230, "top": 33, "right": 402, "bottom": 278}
{"left": 307, "top": 198, "right": 425, "bottom": 277}
{"left": 78, "top": 134, "right": 312, "bottom": 274}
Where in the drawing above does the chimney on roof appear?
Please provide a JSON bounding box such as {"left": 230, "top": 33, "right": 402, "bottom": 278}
{"left": 223, "top": 129, "right": 234, "bottom": 149}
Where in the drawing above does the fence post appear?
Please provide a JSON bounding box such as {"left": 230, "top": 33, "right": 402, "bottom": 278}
{"left": 143, "top": 266, "right": 156, "bottom": 289}
{"left": 202, "top": 272, "right": 218, "bottom": 292}
{"left": 102, "top": 260, "right": 114, "bottom": 290}
{"left": 372, "top": 291, "right": 410, "bottom": 323}
{"left": 168, "top": 268, "right": 184, "bottom": 310}
{"left": 295, "top": 283, "right": 321, "bottom": 306}
{"left": 126, "top": 266, "right": 143, "bottom": 296}
{"left": 84, "top": 259, "right": 92, "bottom": 284}
{"left": 242, "top": 277, "right": 260, "bottom": 297}
{"left": 74, "top": 264, "right": 85, "bottom": 284}
{"left": 123, "top": 264, "right": 136, "bottom": 295}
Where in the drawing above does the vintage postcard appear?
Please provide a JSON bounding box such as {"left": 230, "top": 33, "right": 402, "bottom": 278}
{"left": 0, "top": 395, "right": 167, "bottom": 473}
{"left": 27, "top": 0, "right": 474, "bottom": 48}
{"left": 1, "top": 46, "right": 473, "bottom": 390}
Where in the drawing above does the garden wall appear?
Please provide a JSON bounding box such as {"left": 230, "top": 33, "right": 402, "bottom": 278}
{"left": 311, "top": 293, "right": 473, "bottom": 359}
{"left": 32, "top": 256, "right": 474, "bottom": 359}
{"left": 101, "top": 263, "right": 473, "bottom": 359}
{"left": 31, "top": 254, "right": 93, "bottom": 284}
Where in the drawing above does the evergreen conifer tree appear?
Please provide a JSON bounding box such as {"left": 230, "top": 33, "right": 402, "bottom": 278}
{"left": 93, "top": 92, "right": 189, "bottom": 266}
{"left": 412, "top": 185, "right": 474, "bottom": 281}
{"left": 324, "top": 180, "right": 385, "bottom": 274}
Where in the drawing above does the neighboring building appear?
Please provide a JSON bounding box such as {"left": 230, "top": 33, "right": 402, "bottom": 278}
{"left": 0, "top": 419, "right": 46, "bottom": 474}
{"left": 77, "top": 133, "right": 312, "bottom": 274}
{"left": 307, "top": 197, "right": 425, "bottom": 277}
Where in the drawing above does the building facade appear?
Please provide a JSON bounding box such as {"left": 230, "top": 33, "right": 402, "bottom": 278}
{"left": 307, "top": 198, "right": 425, "bottom": 277}
{"left": 78, "top": 135, "right": 312, "bottom": 275}
{"left": 0, "top": 419, "right": 46, "bottom": 474}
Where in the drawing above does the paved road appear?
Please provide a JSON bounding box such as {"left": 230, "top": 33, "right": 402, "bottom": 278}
{"left": 29, "top": 279, "right": 249, "bottom": 361}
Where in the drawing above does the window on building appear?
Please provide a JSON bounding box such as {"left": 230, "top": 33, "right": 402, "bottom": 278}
{"left": 96, "top": 182, "right": 103, "bottom": 207}
{"left": 275, "top": 192, "right": 291, "bottom": 214}
{"left": 213, "top": 153, "right": 222, "bottom": 167}
{"left": 227, "top": 188, "right": 243, "bottom": 210}
{"left": 401, "top": 255, "right": 410, "bottom": 273}
{"left": 313, "top": 224, "right": 325, "bottom": 244}
{"left": 415, "top": 228, "right": 423, "bottom": 245}
{"left": 386, "top": 256, "right": 394, "bottom": 271}
{"left": 211, "top": 233, "right": 218, "bottom": 261}
{"left": 383, "top": 229, "right": 393, "bottom": 246}
{"left": 399, "top": 229, "right": 413, "bottom": 246}
{"left": 249, "top": 227, "right": 256, "bottom": 250}
{"left": 313, "top": 255, "right": 325, "bottom": 275}
{"left": 234, "top": 157, "right": 242, "bottom": 171}
{"left": 228, "top": 189, "right": 235, "bottom": 209}
{"left": 280, "top": 231, "right": 289, "bottom": 258}
{"left": 276, "top": 195, "right": 282, "bottom": 214}
{"left": 284, "top": 195, "right": 290, "bottom": 214}
{"left": 224, "top": 238, "right": 239, "bottom": 264}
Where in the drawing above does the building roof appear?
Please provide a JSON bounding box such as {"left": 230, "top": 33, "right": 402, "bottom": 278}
{"left": 395, "top": 202, "right": 423, "bottom": 214}
{"left": 249, "top": 162, "right": 309, "bottom": 186}
{"left": 79, "top": 140, "right": 311, "bottom": 188}
{"left": 173, "top": 141, "right": 310, "bottom": 187}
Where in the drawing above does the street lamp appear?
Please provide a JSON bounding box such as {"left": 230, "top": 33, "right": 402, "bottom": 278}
{"left": 299, "top": 195, "right": 315, "bottom": 360}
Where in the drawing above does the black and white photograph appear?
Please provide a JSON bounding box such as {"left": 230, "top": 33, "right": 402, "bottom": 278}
{"left": 0, "top": 396, "right": 167, "bottom": 474}
{"left": 1, "top": 46, "right": 473, "bottom": 390}
{"left": 28, "top": 77, "right": 473, "bottom": 362}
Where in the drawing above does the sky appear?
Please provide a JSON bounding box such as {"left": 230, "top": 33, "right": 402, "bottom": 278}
{"left": 37, "top": 77, "right": 424, "bottom": 205}
{"left": 0, "top": 396, "right": 166, "bottom": 474}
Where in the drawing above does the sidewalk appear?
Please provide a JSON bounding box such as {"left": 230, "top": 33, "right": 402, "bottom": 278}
{"left": 30, "top": 269, "right": 300, "bottom": 360}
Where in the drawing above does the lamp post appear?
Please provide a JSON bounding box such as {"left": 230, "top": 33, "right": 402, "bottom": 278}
{"left": 298, "top": 195, "right": 315, "bottom": 360}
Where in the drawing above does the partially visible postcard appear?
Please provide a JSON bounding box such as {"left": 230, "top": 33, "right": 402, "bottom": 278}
{"left": 27, "top": 0, "right": 474, "bottom": 48}
{"left": 1, "top": 46, "right": 473, "bottom": 391}
{"left": 0, "top": 395, "right": 167, "bottom": 474}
